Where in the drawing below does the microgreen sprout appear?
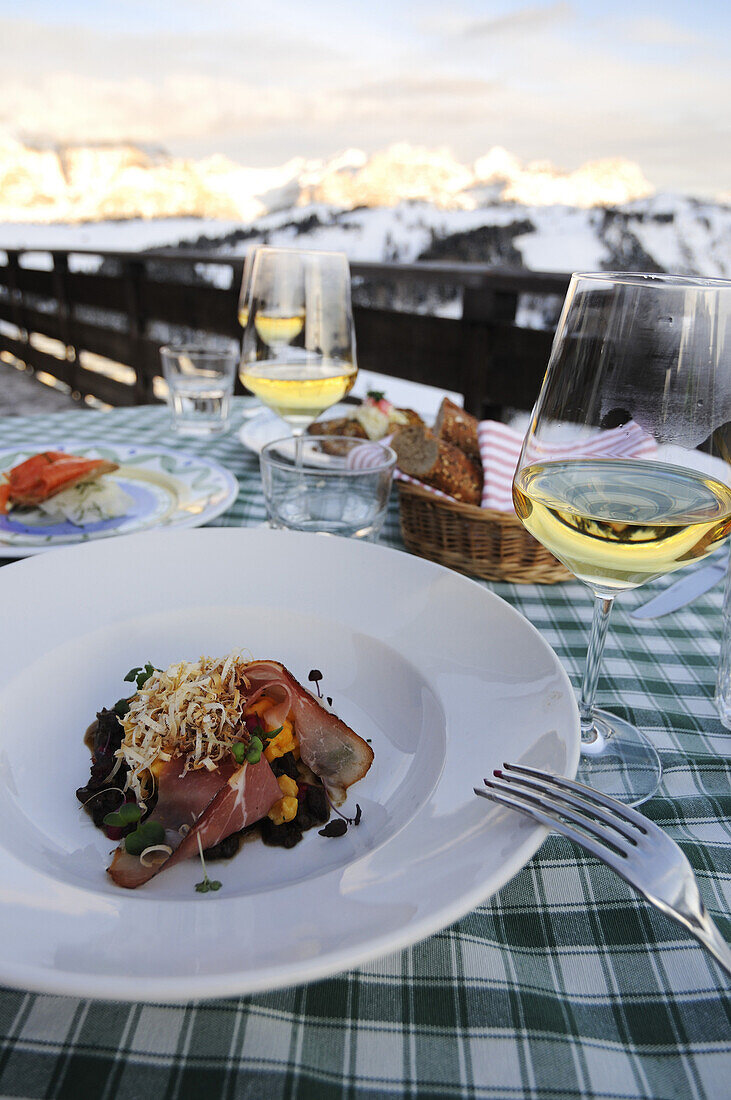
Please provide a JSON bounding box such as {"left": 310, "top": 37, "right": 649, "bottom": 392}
{"left": 318, "top": 789, "right": 363, "bottom": 837}
{"left": 318, "top": 819, "right": 348, "bottom": 838}
{"left": 194, "top": 832, "right": 222, "bottom": 894}
{"left": 367, "top": 390, "right": 385, "bottom": 402}
{"left": 125, "top": 819, "right": 165, "bottom": 856}
{"left": 124, "top": 661, "right": 159, "bottom": 691}
{"left": 308, "top": 669, "right": 323, "bottom": 698}
{"left": 103, "top": 802, "right": 141, "bottom": 829}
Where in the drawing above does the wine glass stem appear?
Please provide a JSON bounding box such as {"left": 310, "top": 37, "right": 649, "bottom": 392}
{"left": 579, "top": 595, "right": 615, "bottom": 751}
{"left": 290, "top": 426, "right": 305, "bottom": 467}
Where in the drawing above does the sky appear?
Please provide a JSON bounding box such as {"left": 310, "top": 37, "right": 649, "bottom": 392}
{"left": 1, "top": 0, "right": 729, "bottom": 197}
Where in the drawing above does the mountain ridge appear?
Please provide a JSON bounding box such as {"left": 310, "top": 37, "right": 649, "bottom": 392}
{"left": 0, "top": 136, "right": 658, "bottom": 223}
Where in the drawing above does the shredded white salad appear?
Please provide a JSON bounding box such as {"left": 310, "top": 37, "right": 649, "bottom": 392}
{"left": 112, "top": 653, "right": 252, "bottom": 808}
{"left": 37, "top": 478, "right": 134, "bottom": 526}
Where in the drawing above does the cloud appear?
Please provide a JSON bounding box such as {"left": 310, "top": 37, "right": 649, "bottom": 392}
{"left": 0, "top": 15, "right": 349, "bottom": 86}
{"left": 459, "top": 2, "right": 573, "bottom": 38}
{"left": 1, "top": 73, "right": 305, "bottom": 145}
{"left": 344, "top": 76, "right": 499, "bottom": 102}
{"left": 0, "top": 4, "right": 727, "bottom": 195}
{"left": 622, "top": 16, "right": 704, "bottom": 49}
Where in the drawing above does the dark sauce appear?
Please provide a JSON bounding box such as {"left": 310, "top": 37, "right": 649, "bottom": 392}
{"left": 79, "top": 708, "right": 331, "bottom": 855}
{"left": 76, "top": 707, "right": 135, "bottom": 830}
{"left": 206, "top": 751, "right": 331, "bottom": 858}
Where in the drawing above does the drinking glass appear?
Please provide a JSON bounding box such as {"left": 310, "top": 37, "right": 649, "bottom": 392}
{"left": 236, "top": 245, "right": 261, "bottom": 331}
{"left": 512, "top": 272, "right": 731, "bottom": 804}
{"left": 260, "top": 436, "right": 396, "bottom": 540}
{"left": 236, "top": 246, "right": 263, "bottom": 418}
{"left": 240, "top": 248, "right": 357, "bottom": 433}
{"left": 159, "top": 344, "right": 237, "bottom": 436}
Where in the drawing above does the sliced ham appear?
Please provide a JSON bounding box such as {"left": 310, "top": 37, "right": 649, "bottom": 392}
{"left": 243, "top": 661, "right": 374, "bottom": 802}
{"left": 105, "top": 657, "right": 372, "bottom": 889}
{"left": 165, "top": 758, "right": 281, "bottom": 871}
{"left": 107, "top": 756, "right": 281, "bottom": 889}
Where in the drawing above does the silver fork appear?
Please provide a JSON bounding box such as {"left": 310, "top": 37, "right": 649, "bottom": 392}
{"left": 475, "top": 762, "right": 731, "bottom": 978}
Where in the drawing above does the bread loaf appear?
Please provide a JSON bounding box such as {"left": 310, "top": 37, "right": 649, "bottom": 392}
{"left": 398, "top": 408, "right": 426, "bottom": 429}
{"left": 435, "top": 398, "right": 481, "bottom": 464}
{"left": 307, "top": 417, "right": 368, "bottom": 439}
{"left": 392, "top": 424, "right": 482, "bottom": 506}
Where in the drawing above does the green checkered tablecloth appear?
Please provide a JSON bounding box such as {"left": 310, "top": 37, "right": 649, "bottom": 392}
{"left": 0, "top": 402, "right": 729, "bottom": 1100}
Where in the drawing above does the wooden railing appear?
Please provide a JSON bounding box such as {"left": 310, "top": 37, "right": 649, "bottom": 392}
{"left": 0, "top": 248, "right": 570, "bottom": 416}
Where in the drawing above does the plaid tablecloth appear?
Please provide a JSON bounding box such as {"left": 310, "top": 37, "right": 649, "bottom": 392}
{"left": 0, "top": 402, "right": 728, "bottom": 1100}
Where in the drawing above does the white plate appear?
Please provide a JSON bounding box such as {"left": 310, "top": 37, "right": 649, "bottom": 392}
{"left": 0, "top": 528, "right": 579, "bottom": 1002}
{"left": 0, "top": 443, "right": 239, "bottom": 556}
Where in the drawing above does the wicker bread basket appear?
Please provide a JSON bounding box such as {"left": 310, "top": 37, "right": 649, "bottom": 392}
{"left": 397, "top": 480, "right": 571, "bottom": 584}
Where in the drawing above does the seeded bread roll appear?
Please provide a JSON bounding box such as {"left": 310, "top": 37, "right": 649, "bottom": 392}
{"left": 398, "top": 408, "right": 426, "bottom": 429}
{"left": 307, "top": 417, "right": 368, "bottom": 439}
{"left": 435, "top": 398, "right": 481, "bottom": 464}
{"left": 392, "top": 424, "right": 482, "bottom": 506}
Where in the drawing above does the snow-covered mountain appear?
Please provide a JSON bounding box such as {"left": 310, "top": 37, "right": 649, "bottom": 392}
{"left": 0, "top": 137, "right": 727, "bottom": 281}
{"left": 0, "top": 136, "right": 656, "bottom": 222}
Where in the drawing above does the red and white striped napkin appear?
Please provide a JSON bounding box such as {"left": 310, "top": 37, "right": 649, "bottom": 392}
{"left": 478, "top": 420, "right": 657, "bottom": 511}
{"left": 344, "top": 439, "right": 396, "bottom": 471}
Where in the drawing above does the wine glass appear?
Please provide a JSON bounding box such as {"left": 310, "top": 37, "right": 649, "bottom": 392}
{"left": 236, "top": 245, "right": 264, "bottom": 417}
{"left": 240, "top": 248, "right": 357, "bottom": 434}
{"left": 513, "top": 272, "right": 731, "bottom": 805}
{"left": 236, "top": 245, "right": 260, "bottom": 331}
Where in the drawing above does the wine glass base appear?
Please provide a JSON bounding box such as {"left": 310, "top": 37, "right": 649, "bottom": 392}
{"left": 577, "top": 709, "right": 661, "bottom": 806}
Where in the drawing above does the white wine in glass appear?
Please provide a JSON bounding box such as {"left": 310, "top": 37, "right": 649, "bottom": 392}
{"left": 240, "top": 248, "right": 357, "bottom": 433}
{"left": 513, "top": 272, "right": 731, "bottom": 805}
{"left": 513, "top": 459, "right": 731, "bottom": 591}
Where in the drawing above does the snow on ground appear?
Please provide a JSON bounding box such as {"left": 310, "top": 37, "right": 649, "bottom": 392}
{"left": 513, "top": 207, "right": 609, "bottom": 272}
{"left": 220, "top": 201, "right": 538, "bottom": 263}
{"left": 0, "top": 218, "right": 242, "bottom": 254}
{"left": 629, "top": 197, "right": 731, "bottom": 277}
{"left": 0, "top": 192, "right": 727, "bottom": 278}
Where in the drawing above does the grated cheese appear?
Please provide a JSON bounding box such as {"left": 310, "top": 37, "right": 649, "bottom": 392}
{"left": 117, "top": 653, "right": 251, "bottom": 807}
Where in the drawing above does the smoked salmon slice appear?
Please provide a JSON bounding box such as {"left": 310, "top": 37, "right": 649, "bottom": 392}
{"left": 0, "top": 451, "right": 118, "bottom": 512}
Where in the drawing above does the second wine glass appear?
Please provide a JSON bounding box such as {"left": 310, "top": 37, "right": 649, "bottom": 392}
{"left": 512, "top": 272, "right": 731, "bottom": 805}
{"left": 240, "top": 248, "right": 357, "bottom": 434}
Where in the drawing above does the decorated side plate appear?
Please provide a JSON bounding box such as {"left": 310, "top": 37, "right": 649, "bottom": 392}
{"left": 0, "top": 443, "right": 239, "bottom": 556}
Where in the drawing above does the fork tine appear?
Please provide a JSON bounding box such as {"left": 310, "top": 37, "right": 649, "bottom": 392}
{"left": 474, "top": 786, "right": 630, "bottom": 874}
{"left": 492, "top": 768, "right": 641, "bottom": 847}
{"left": 502, "top": 762, "right": 651, "bottom": 834}
{"left": 483, "top": 776, "right": 631, "bottom": 857}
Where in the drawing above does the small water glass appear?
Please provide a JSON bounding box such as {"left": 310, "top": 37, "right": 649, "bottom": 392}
{"left": 260, "top": 436, "right": 396, "bottom": 541}
{"left": 160, "top": 344, "right": 237, "bottom": 437}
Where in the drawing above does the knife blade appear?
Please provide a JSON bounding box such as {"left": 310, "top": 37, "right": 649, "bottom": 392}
{"left": 630, "top": 560, "right": 726, "bottom": 620}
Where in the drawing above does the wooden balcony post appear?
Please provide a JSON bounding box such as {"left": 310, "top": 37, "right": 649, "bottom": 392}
{"left": 461, "top": 285, "right": 519, "bottom": 419}
{"left": 51, "top": 251, "right": 79, "bottom": 393}
{"left": 5, "top": 251, "right": 28, "bottom": 340}
{"left": 122, "top": 258, "right": 152, "bottom": 402}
